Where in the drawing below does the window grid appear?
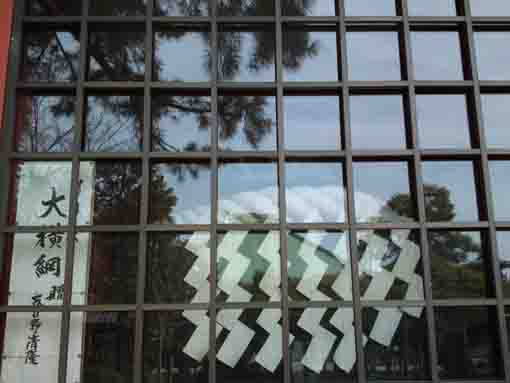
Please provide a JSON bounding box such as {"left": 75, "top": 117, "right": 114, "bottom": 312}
{"left": 0, "top": 0, "right": 509, "bottom": 382}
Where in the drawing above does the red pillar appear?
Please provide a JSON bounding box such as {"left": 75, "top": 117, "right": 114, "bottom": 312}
{"left": 0, "top": 0, "right": 14, "bottom": 131}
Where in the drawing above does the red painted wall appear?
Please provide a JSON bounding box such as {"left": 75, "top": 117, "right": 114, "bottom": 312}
{"left": 0, "top": 0, "right": 14, "bottom": 131}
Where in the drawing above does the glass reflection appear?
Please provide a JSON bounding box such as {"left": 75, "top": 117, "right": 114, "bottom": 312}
{"left": 285, "top": 162, "right": 346, "bottom": 223}
{"left": 282, "top": 0, "right": 336, "bottom": 16}
{"left": 288, "top": 231, "right": 351, "bottom": 301}
{"left": 78, "top": 161, "right": 142, "bottom": 225}
{"left": 353, "top": 162, "right": 415, "bottom": 223}
{"left": 407, "top": 0, "right": 456, "bottom": 16}
{"left": 283, "top": 29, "right": 339, "bottom": 82}
{"left": 22, "top": 30, "right": 80, "bottom": 82}
{"left": 85, "top": 95, "right": 143, "bottom": 152}
{"left": 154, "top": 29, "right": 211, "bottom": 82}
{"left": 489, "top": 161, "right": 510, "bottom": 221}
{"left": 15, "top": 94, "right": 75, "bottom": 152}
{"left": 435, "top": 307, "right": 503, "bottom": 379}
{"left": 347, "top": 32, "right": 401, "bottom": 81}
{"left": 481, "top": 94, "right": 510, "bottom": 149}
{"left": 218, "top": 94, "right": 277, "bottom": 151}
{"left": 416, "top": 94, "right": 471, "bottom": 149}
{"left": 411, "top": 32, "right": 464, "bottom": 80}
{"left": 72, "top": 233, "right": 138, "bottom": 305}
{"left": 363, "top": 307, "right": 429, "bottom": 380}
{"left": 284, "top": 95, "right": 342, "bottom": 150}
{"left": 88, "top": 30, "right": 145, "bottom": 81}
{"left": 146, "top": 232, "right": 210, "bottom": 304}
{"left": 27, "top": 0, "right": 82, "bottom": 16}
{"left": 218, "top": 0, "right": 274, "bottom": 16}
{"left": 475, "top": 32, "right": 510, "bottom": 80}
{"left": 471, "top": 0, "right": 510, "bottom": 16}
{"left": 429, "top": 231, "right": 491, "bottom": 299}
{"left": 155, "top": 0, "right": 209, "bottom": 16}
{"left": 344, "top": 0, "right": 396, "bottom": 16}
{"left": 218, "top": 162, "right": 279, "bottom": 224}
{"left": 497, "top": 232, "right": 510, "bottom": 298}
{"left": 90, "top": 0, "right": 146, "bottom": 16}
{"left": 350, "top": 95, "right": 406, "bottom": 150}
{"left": 144, "top": 311, "right": 210, "bottom": 383}
{"left": 422, "top": 161, "right": 480, "bottom": 222}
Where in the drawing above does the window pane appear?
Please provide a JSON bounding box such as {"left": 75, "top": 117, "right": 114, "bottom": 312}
{"left": 22, "top": 30, "right": 80, "bottom": 82}
{"left": 78, "top": 161, "right": 142, "bottom": 225}
{"left": 289, "top": 308, "right": 357, "bottom": 380}
{"left": 155, "top": 0, "right": 209, "bottom": 16}
{"left": 422, "top": 161, "right": 480, "bottom": 222}
{"left": 471, "top": 0, "right": 510, "bottom": 16}
{"left": 429, "top": 231, "right": 491, "bottom": 299}
{"left": 218, "top": 94, "right": 277, "bottom": 151}
{"left": 150, "top": 162, "right": 211, "bottom": 225}
{"left": 411, "top": 32, "right": 463, "bottom": 80}
{"left": 218, "top": 0, "right": 274, "bottom": 16}
{"left": 408, "top": 0, "right": 456, "bottom": 16}
{"left": 144, "top": 311, "right": 210, "bottom": 383}
{"left": 435, "top": 307, "right": 503, "bottom": 379}
{"left": 9, "top": 161, "right": 72, "bottom": 226}
{"left": 218, "top": 162, "right": 279, "bottom": 224}
{"left": 347, "top": 32, "right": 401, "bottom": 81}
{"left": 481, "top": 94, "right": 510, "bottom": 149}
{"left": 497, "top": 232, "right": 510, "bottom": 298}
{"left": 85, "top": 95, "right": 143, "bottom": 152}
{"left": 72, "top": 233, "right": 138, "bottom": 305}
{"left": 350, "top": 95, "right": 406, "bottom": 150}
{"left": 344, "top": 0, "right": 396, "bottom": 16}
{"left": 284, "top": 95, "right": 342, "bottom": 150}
{"left": 489, "top": 161, "right": 510, "bottom": 221}
{"left": 218, "top": 27, "right": 275, "bottom": 82}
{"left": 217, "top": 231, "right": 280, "bottom": 303}
{"left": 90, "top": 0, "right": 146, "bottom": 15}
{"left": 27, "top": 0, "right": 82, "bottom": 16}
{"left": 152, "top": 94, "right": 211, "bottom": 152}
{"left": 88, "top": 30, "right": 145, "bottom": 81}
{"left": 288, "top": 231, "right": 351, "bottom": 301}
{"left": 416, "top": 94, "right": 471, "bottom": 149}
{"left": 285, "top": 162, "right": 346, "bottom": 223}
{"left": 15, "top": 94, "right": 75, "bottom": 152}
{"left": 154, "top": 29, "right": 211, "bottom": 82}
{"left": 146, "top": 232, "right": 210, "bottom": 304}
{"left": 283, "top": 29, "right": 339, "bottom": 81}
{"left": 282, "top": 0, "right": 335, "bottom": 16}
{"left": 358, "top": 230, "right": 423, "bottom": 301}
{"left": 475, "top": 32, "right": 510, "bottom": 81}
{"left": 353, "top": 162, "right": 415, "bottom": 223}
{"left": 363, "top": 306, "right": 429, "bottom": 380}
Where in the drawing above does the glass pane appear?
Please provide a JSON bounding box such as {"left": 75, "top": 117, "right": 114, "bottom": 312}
{"left": 22, "top": 30, "right": 80, "bottom": 82}
{"left": 217, "top": 231, "right": 280, "bottom": 303}
{"left": 289, "top": 308, "right": 357, "bottom": 380}
{"left": 9, "top": 161, "right": 72, "bottom": 226}
{"left": 78, "top": 161, "right": 142, "bottom": 225}
{"left": 152, "top": 94, "right": 211, "bottom": 152}
{"left": 363, "top": 306, "right": 429, "bottom": 380}
{"left": 27, "top": 0, "right": 82, "bottom": 16}
{"left": 218, "top": 94, "right": 277, "bottom": 151}
{"left": 422, "top": 161, "right": 480, "bottom": 222}
{"left": 358, "top": 230, "right": 424, "bottom": 301}
{"left": 72, "top": 233, "right": 138, "bottom": 305}
{"left": 0, "top": 313, "right": 61, "bottom": 381}
{"left": 288, "top": 231, "right": 352, "bottom": 301}
{"left": 282, "top": 0, "right": 336, "bottom": 16}
{"left": 497, "top": 232, "right": 510, "bottom": 298}
{"left": 85, "top": 95, "right": 143, "bottom": 152}
{"left": 490, "top": 161, "right": 510, "bottom": 221}
{"left": 284, "top": 95, "right": 342, "bottom": 150}
{"left": 88, "top": 30, "right": 145, "bottom": 81}
{"left": 216, "top": 308, "right": 284, "bottom": 381}
{"left": 411, "top": 32, "right": 463, "bottom": 80}
{"left": 350, "top": 95, "right": 406, "bottom": 150}
{"left": 154, "top": 29, "right": 211, "bottom": 82}
{"left": 344, "top": 0, "right": 396, "bottom": 16}
{"left": 429, "top": 231, "right": 491, "bottom": 299}
{"left": 416, "top": 94, "right": 471, "bottom": 149}
{"left": 90, "top": 0, "right": 146, "bottom": 15}
{"left": 347, "top": 32, "right": 401, "bottom": 81}
{"left": 435, "top": 307, "right": 503, "bottom": 379}
{"left": 218, "top": 28, "right": 275, "bottom": 82}
{"left": 68, "top": 312, "right": 136, "bottom": 383}
{"left": 353, "top": 162, "right": 415, "bottom": 223}
{"left": 408, "top": 0, "right": 456, "bottom": 16}
{"left": 146, "top": 232, "right": 210, "bottom": 304}
{"left": 218, "top": 0, "right": 274, "bottom": 16}
{"left": 15, "top": 94, "right": 75, "bottom": 152}
{"left": 155, "top": 0, "right": 209, "bottom": 16}
{"left": 475, "top": 32, "right": 510, "bottom": 81}
{"left": 285, "top": 162, "right": 346, "bottom": 223}
{"left": 1, "top": 233, "right": 67, "bottom": 306}
{"left": 218, "top": 162, "right": 279, "bottom": 224}
{"left": 150, "top": 162, "right": 211, "bottom": 225}
{"left": 471, "top": 0, "right": 510, "bottom": 16}
{"left": 283, "top": 29, "right": 339, "bottom": 82}
{"left": 481, "top": 94, "right": 510, "bottom": 149}
{"left": 144, "top": 311, "right": 210, "bottom": 383}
